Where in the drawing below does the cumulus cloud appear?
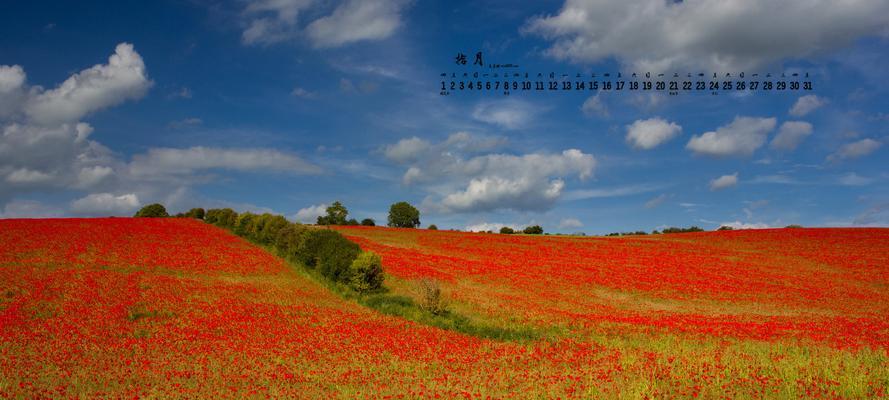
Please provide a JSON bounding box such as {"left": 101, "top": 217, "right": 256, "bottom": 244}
{"left": 24, "top": 43, "right": 151, "bottom": 125}
{"left": 472, "top": 99, "right": 538, "bottom": 130}
{"left": 0, "top": 200, "right": 63, "bottom": 218}
{"left": 383, "top": 137, "right": 431, "bottom": 163}
{"left": 464, "top": 222, "right": 521, "bottom": 232}
{"left": 827, "top": 138, "right": 882, "bottom": 162}
{"left": 241, "top": 0, "right": 315, "bottom": 45}
{"left": 128, "top": 147, "right": 322, "bottom": 178}
{"left": 294, "top": 204, "right": 328, "bottom": 223}
{"left": 789, "top": 95, "right": 828, "bottom": 117}
{"left": 625, "top": 118, "right": 681, "bottom": 150}
{"left": 769, "top": 121, "right": 813, "bottom": 151}
{"left": 523, "top": 0, "right": 889, "bottom": 71}
{"left": 558, "top": 218, "right": 583, "bottom": 229}
{"left": 709, "top": 173, "right": 738, "bottom": 191}
{"left": 718, "top": 221, "right": 772, "bottom": 230}
{"left": 70, "top": 193, "right": 140, "bottom": 216}
{"left": 306, "top": 0, "right": 409, "bottom": 48}
{"left": 687, "top": 116, "right": 776, "bottom": 157}
{"left": 383, "top": 133, "right": 595, "bottom": 213}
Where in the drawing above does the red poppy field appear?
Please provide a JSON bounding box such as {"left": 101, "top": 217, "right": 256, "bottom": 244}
{"left": 1, "top": 218, "right": 887, "bottom": 398}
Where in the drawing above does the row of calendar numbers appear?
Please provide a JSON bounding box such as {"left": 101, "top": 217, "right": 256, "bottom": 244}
{"left": 440, "top": 80, "right": 813, "bottom": 94}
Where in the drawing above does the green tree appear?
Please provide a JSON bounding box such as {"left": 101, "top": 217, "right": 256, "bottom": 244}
{"left": 388, "top": 201, "right": 420, "bottom": 228}
{"left": 522, "top": 225, "right": 544, "bottom": 235}
{"left": 318, "top": 201, "right": 348, "bottom": 225}
{"left": 349, "top": 251, "right": 385, "bottom": 292}
{"left": 499, "top": 226, "right": 514, "bottom": 234}
{"left": 184, "top": 208, "right": 205, "bottom": 219}
{"left": 360, "top": 218, "right": 376, "bottom": 226}
{"left": 427, "top": 224, "right": 438, "bottom": 230}
{"left": 134, "top": 203, "right": 169, "bottom": 218}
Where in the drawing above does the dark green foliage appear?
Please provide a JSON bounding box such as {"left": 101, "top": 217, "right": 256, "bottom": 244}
{"left": 346, "top": 218, "right": 359, "bottom": 226}
{"left": 317, "top": 201, "right": 348, "bottom": 225}
{"left": 522, "top": 225, "right": 544, "bottom": 235}
{"left": 235, "top": 212, "right": 257, "bottom": 237}
{"left": 360, "top": 218, "right": 376, "bottom": 226}
{"left": 662, "top": 226, "right": 704, "bottom": 234}
{"left": 204, "top": 208, "right": 238, "bottom": 229}
{"left": 184, "top": 208, "right": 205, "bottom": 219}
{"left": 652, "top": 230, "right": 661, "bottom": 234}
{"left": 297, "top": 229, "right": 361, "bottom": 282}
{"left": 274, "top": 223, "right": 307, "bottom": 258}
{"left": 785, "top": 224, "right": 804, "bottom": 228}
{"left": 606, "top": 231, "right": 649, "bottom": 236}
{"left": 717, "top": 225, "right": 734, "bottom": 231}
{"left": 256, "top": 214, "right": 290, "bottom": 245}
{"left": 499, "top": 227, "right": 514, "bottom": 234}
{"left": 388, "top": 201, "right": 420, "bottom": 228}
{"left": 349, "top": 251, "right": 385, "bottom": 292}
{"left": 427, "top": 224, "right": 438, "bottom": 230}
{"left": 134, "top": 203, "right": 169, "bottom": 218}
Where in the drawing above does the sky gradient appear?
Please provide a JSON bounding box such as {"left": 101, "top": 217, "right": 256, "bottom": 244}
{"left": 1, "top": 0, "right": 887, "bottom": 234}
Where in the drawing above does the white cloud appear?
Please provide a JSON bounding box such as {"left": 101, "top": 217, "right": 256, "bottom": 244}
{"left": 472, "top": 99, "right": 537, "bottom": 130}
{"left": 625, "top": 118, "right": 681, "bottom": 150}
{"left": 687, "top": 116, "right": 776, "bottom": 157}
{"left": 827, "top": 138, "right": 882, "bottom": 162}
{"left": 523, "top": 0, "right": 889, "bottom": 71}
{"left": 769, "top": 121, "right": 813, "bottom": 151}
{"left": 0, "top": 65, "right": 27, "bottom": 119}
{"left": 384, "top": 133, "right": 595, "bottom": 213}
{"left": 709, "top": 173, "right": 738, "bottom": 191}
{"left": 241, "top": 0, "right": 410, "bottom": 48}
{"left": 0, "top": 200, "right": 63, "bottom": 218}
{"left": 70, "top": 193, "right": 140, "bottom": 215}
{"left": 383, "top": 136, "right": 430, "bottom": 163}
{"left": 24, "top": 43, "right": 151, "bottom": 125}
{"left": 789, "top": 95, "right": 828, "bottom": 117}
{"left": 558, "top": 218, "right": 583, "bottom": 229}
{"left": 564, "top": 183, "right": 661, "bottom": 201}
{"left": 464, "top": 222, "right": 520, "bottom": 233}
{"left": 241, "top": 0, "right": 315, "bottom": 45}
{"left": 580, "top": 93, "right": 608, "bottom": 117}
{"left": 128, "top": 146, "right": 322, "bottom": 177}
{"left": 76, "top": 166, "right": 114, "bottom": 188}
{"left": 644, "top": 193, "right": 668, "bottom": 209}
{"left": 718, "top": 221, "right": 772, "bottom": 230}
{"left": 306, "top": 0, "right": 409, "bottom": 48}
{"left": 291, "top": 87, "right": 315, "bottom": 98}
{"left": 5, "top": 168, "right": 54, "bottom": 184}
{"left": 837, "top": 172, "right": 872, "bottom": 186}
{"left": 294, "top": 204, "right": 328, "bottom": 223}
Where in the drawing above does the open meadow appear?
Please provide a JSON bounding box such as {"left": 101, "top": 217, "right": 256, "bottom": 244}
{"left": 0, "top": 218, "right": 887, "bottom": 398}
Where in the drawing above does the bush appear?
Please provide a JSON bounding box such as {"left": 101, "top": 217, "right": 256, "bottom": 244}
{"left": 523, "top": 225, "right": 544, "bottom": 235}
{"left": 184, "top": 208, "right": 205, "bottom": 219}
{"left": 388, "top": 201, "right": 420, "bottom": 228}
{"left": 428, "top": 224, "right": 438, "bottom": 230}
{"left": 134, "top": 204, "right": 169, "bottom": 218}
{"left": 205, "top": 208, "right": 238, "bottom": 229}
{"left": 717, "top": 225, "right": 734, "bottom": 231}
{"left": 317, "top": 201, "right": 348, "bottom": 225}
{"left": 256, "top": 214, "right": 290, "bottom": 245}
{"left": 346, "top": 218, "right": 359, "bottom": 226}
{"left": 662, "top": 226, "right": 704, "bottom": 234}
{"left": 349, "top": 251, "right": 385, "bottom": 292}
{"left": 499, "top": 227, "right": 514, "bottom": 234}
{"left": 415, "top": 278, "right": 447, "bottom": 315}
{"left": 297, "top": 229, "right": 360, "bottom": 283}
{"left": 361, "top": 218, "right": 376, "bottom": 226}
{"left": 785, "top": 224, "right": 804, "bottom": 229}
{"left": 274, "top": 223, "right": 306, "bottom": 257}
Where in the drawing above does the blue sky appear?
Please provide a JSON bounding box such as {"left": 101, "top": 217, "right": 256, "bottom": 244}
{"left": 1, "top": 0, "right": 887, "bottom": 233}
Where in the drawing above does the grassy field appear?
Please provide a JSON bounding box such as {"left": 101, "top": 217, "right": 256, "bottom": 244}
{"left": 1, "top": 218, "right": 887, "bottom": 398}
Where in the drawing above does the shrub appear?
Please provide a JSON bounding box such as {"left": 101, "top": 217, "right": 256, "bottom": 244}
{"left": 274, "top": 223, "right": 307, "bottom": 258}
{"left": 361, "top": 218, "right": 376, "bottom": 226}
{"left": 205, "top": 208, "right": 238, "bottom": 229}
{"left": 523, "top": 225, "right": 544, "bottom": 235}
{"left": 297, "top": 229, "right": 360, "bottom": 283}
{"left": 134, "top": 204, "right": 169, "bottom": 218}
{"left": 235, "top": 212, "right": 257, "bottom": 237}
{"left": 785, "top": 224, "right": 804, "bottom": 229}
{"left": 717, "top": 225, "right": 734, "bottom": 231}
{"left": 662, "top": 226, "right": 704, "bottom": 234}
{"left": 415, "top": 278, "right": 447, "bottom": 315}
{"left": 346, "top": 218, "right": 359, "bottom": 226}
{"left": 388, "top": 201, "right": 420, "bottom": 228}
{"left": 428, "top": 224, "right": 438, "bottom": 230}
{"left": 499, "top": 227, "right": 514, "bottom": 234}
{"left": 349, "top": 251, "right": 384, "bottom": 292}
{"left": 184, "top": 208, "right": 205, "bottom": 219}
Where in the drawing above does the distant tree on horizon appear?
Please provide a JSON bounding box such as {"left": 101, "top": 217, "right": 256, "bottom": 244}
{"left": 317, "top": 201, "right": 348, "bottom": 225}
{"left": 388, "top": 201, "right": 420, "bottom": 228}
{"left": 523, "top": 225, "right": 544, "bottom": 235}
{"left": 361, "top": 218, "right": 376, "bottom": 226}
{"left": 134, "top": 203, "right": 169, "bottom": 218}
